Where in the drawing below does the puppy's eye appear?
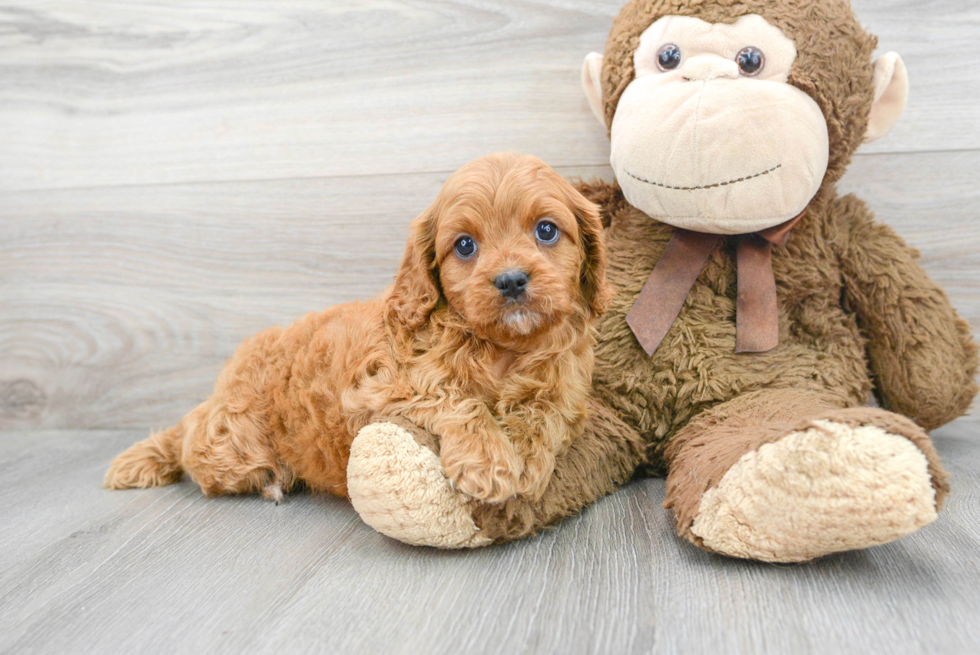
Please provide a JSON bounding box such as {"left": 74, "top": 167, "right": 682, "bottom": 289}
{"left": 534, "top": 220, "right": 560, "bottom": 244}
{"left": 656, "top": 44, "right": 682, "bottom": 71}
{"left": 736, "top": 46, "right": 764, "bottom": 76}
{"left": 454, "top": 235, "right": 477, "bottom": 259}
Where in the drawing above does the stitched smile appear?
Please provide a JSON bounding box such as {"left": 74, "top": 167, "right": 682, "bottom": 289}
{"left": 625, "top": 164, "right": 781, "bottom": 191}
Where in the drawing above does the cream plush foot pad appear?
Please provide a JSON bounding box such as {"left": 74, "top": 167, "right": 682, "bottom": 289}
{"left": 691, "top": 420, "right": 938, "bottom": 562}
{"left": 347, "top": 422, "right": 491, "bottom": 549}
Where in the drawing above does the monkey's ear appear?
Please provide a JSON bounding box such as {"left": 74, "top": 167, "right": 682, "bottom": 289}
{"left": 581, "top": 52, "right": 605, "bottom": 127}
{"left": 386, "top": 209, "right": 441, "bottom": 331}
{"left": 864, "top": 52, "right": 908, "bottom": 143}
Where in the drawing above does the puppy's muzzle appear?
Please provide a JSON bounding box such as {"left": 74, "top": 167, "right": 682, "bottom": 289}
{"left": 494, "top": 269, "right": 529, "bottom": 300}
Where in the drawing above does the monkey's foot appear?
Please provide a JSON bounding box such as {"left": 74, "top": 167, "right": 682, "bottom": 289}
{"left": 689, "top": 419, "right": 942, "bottom": 562}
{"left": 347, "top": 422, "right": 490, "bottom": 549}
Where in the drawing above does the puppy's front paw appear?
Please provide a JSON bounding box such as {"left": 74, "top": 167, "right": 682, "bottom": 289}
{"left": 441, "top": 437, "right": 522, "bottom": 504}
{"left": 516, "top": 448, "right": 556, "bottom": 502}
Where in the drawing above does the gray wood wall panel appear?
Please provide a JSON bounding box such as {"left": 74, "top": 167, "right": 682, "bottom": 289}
{"left": 2, "top": 0, "right": 978, "bottom": 430}
{"left": 0, "top": 0, "right": 977, "bottom": 192}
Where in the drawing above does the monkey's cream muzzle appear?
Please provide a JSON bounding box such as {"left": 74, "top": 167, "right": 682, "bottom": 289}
{"left": 610, "top": 55, "right": 829, "bottom": 235}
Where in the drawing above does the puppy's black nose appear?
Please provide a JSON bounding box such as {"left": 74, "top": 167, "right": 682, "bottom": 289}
{"left": 494, "top": 270, "right": 529, "bottom": 299}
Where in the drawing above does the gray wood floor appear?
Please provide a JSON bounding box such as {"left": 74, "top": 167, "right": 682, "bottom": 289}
{"left": 2, "top": 421, "right": 980, "bottom": 654}
{"left": 1, "top": 1, "right": 979, "bottom": 653}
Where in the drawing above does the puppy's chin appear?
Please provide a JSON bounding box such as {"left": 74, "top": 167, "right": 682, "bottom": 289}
{"left": 452, "top": 283, "right": 572, "bottom": 347}
{"left": 463, "top": 303, "right": 556, "bottom": 349}
{"left": 500, "top": 309, "right": 544, "bottom": 336}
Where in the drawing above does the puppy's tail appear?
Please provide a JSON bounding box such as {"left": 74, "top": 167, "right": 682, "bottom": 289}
{"left": 104, "top": 422, "right": 185, "bottom": 490}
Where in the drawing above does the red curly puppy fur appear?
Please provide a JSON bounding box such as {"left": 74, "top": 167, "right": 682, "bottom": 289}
{"left": 104, "top": 153, "right": 611, "bottom": 504}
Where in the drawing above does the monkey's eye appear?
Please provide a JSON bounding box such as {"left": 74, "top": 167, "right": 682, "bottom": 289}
{"left": 656, "top": 44, "right": 682, "bottom": 71}
{"left": 454, "top": 235, "right": 477, "bottom": 259}
{"left": 736, "top": 46, "right": 765, "bottom": 76}
{"left": 534, "top": 220, "right": 560, "bottom": 244}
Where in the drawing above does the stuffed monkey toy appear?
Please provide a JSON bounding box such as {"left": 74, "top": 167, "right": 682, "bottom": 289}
{"left": 346, "top": 0, "right": 978, "bottom": 561}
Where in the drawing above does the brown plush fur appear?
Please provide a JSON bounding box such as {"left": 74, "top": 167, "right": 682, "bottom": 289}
{"left": 105, "top": 153, "right": 611, "bottom": 505}
{"left": 460, "top": 0, "right": 978, "bottom": 549}
{"left": 588, "top": 183, "right": 977, "bottom": 467}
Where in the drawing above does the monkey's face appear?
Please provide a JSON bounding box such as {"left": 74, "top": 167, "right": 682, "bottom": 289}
{"left": 607, "top": 14, "right": 829, "bottom": 234}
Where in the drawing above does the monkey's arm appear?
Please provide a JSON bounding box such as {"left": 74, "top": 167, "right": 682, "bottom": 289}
{"left": 831, "top": 194, "right": 978, "bottom": 430}
{"left": 348, "top": 398, "right": 647, "bottom": 548}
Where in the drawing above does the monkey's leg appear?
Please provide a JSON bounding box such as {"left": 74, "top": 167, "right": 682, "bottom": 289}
{"left": 347, "top": 399, "right": 647, "bottom": 548}
{"left": 664, "top": 389, "right": 949, "bottom": 562}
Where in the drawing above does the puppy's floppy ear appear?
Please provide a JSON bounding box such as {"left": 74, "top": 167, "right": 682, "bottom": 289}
{"left": 568, "top": 187, "right": 612, "bottom": 318}
{"left": 386, "top": 207, "right": 441, "bottom": 330}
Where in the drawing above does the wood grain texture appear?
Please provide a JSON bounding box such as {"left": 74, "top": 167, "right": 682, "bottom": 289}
{"left": 0, "top": 0, "right": 977, "bottom": 192}
{"left": 1, "top": 419, "right": 979, "bottom": 655}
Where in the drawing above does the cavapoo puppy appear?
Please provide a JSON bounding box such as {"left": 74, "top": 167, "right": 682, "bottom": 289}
{"left": 105, "top": 153, "right": 611, "bottom": 504}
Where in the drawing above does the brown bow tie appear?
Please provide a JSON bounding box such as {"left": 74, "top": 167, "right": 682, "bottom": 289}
{"left": 626, "top": 213, "right": 804, "bottom": 356}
